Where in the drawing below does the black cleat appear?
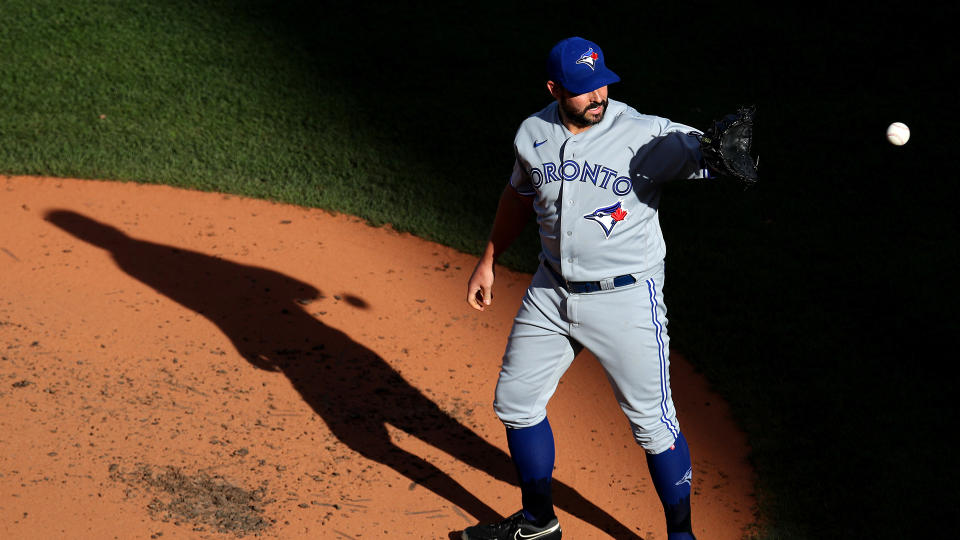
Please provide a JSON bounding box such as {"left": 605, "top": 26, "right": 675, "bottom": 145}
{"left": 462, "top": 510, "right": 561, "bottom": 540}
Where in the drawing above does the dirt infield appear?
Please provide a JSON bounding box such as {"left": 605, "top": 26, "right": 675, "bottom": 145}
{"left": 1, "top": 175, "right": 755, "bottom": 539}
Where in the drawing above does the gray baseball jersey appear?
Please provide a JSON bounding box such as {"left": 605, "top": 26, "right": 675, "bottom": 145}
{"left": 508, "top": 98, "right": 708, "bottom": 281}
{"left": 494, "top": 98, "right": 707, "bottom": 454}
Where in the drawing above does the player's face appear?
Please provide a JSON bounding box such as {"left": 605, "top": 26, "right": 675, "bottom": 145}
{"left": 549, "top": 82, "right": 609, "bottom": 132}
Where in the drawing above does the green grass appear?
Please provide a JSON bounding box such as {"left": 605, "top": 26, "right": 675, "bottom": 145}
{"left": 0, "top": 0, "right": 514, "bottom": 261}
{"left": 2, "top": 1, "right": 958, "bottom": 538}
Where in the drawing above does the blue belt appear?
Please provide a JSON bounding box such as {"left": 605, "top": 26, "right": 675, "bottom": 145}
{"left": 544, "top": 262, "right": 637, "bottom": 293}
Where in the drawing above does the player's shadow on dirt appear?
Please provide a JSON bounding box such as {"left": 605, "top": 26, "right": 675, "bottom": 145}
{"left": 45, "top": 210, "right": 644, "bottom": 540}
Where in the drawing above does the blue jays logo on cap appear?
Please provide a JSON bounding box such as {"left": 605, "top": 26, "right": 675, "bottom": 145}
{"left": 576, "top": 48, "right": 599, "bottom": 70}
{"left": 547, "top": 37, "right": 620, "bottom": 95}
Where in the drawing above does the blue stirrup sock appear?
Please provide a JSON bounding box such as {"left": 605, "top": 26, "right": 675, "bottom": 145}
{"left": 646, "top": 432, "right": 696, "bottom": 539}
{"left": 505, "top": 417, "right": 556, "bottom": 526}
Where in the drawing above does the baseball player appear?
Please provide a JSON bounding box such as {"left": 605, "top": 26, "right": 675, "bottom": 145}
{"left": 462, "top": 37, "right": 754, "bottom": 540}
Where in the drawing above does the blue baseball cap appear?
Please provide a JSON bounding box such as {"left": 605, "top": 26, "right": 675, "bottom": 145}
{"left": 546, "top": 37, "right": 620, "bottom": 95}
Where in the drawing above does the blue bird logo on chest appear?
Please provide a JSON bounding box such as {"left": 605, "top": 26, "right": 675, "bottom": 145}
{"left": 583, "top": 201, "right": 628, "bottom": 238}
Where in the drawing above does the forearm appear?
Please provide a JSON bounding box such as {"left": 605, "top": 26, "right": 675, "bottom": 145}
{"left": 480, "top": 185, "right": 534, "bottom": 264}
{"left": 467, "top": 185, "right": 533, "bottom": 310}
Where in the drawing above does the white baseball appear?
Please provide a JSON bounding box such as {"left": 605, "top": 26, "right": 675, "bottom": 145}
{"left": 886, "top": 122, "right": 910, "bottom": 146}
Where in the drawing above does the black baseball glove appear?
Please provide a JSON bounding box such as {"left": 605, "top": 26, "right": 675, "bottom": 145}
{"left": 698, "top": 106, "right": 758, "bottom": 186}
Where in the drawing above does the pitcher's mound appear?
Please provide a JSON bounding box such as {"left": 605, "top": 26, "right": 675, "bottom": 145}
{"left": 1, "top": 175, "right": 755, "bottom": 539}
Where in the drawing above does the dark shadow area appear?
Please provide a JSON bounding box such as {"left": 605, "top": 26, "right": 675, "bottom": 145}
{"left": 45, "top": 209, "right": 645, "bottom": 539}
{"left": 185, "top": 2, "right": 798, "bottom": 265}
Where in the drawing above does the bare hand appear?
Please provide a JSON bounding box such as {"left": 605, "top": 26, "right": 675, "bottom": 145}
{"left": 466, "top": 259, "right": 495, "bottom": 311}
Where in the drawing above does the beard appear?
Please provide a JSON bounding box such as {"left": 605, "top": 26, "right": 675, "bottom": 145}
{"left": 561, "top": 98, "right": 608, "bottom": 128}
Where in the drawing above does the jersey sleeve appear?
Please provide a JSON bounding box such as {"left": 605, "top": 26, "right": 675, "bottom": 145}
{"left": 508, "top": 154, "right": 536, "bottom": 197}
{"left": 631, "top": 118, "right": 711, "bottom": 183}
